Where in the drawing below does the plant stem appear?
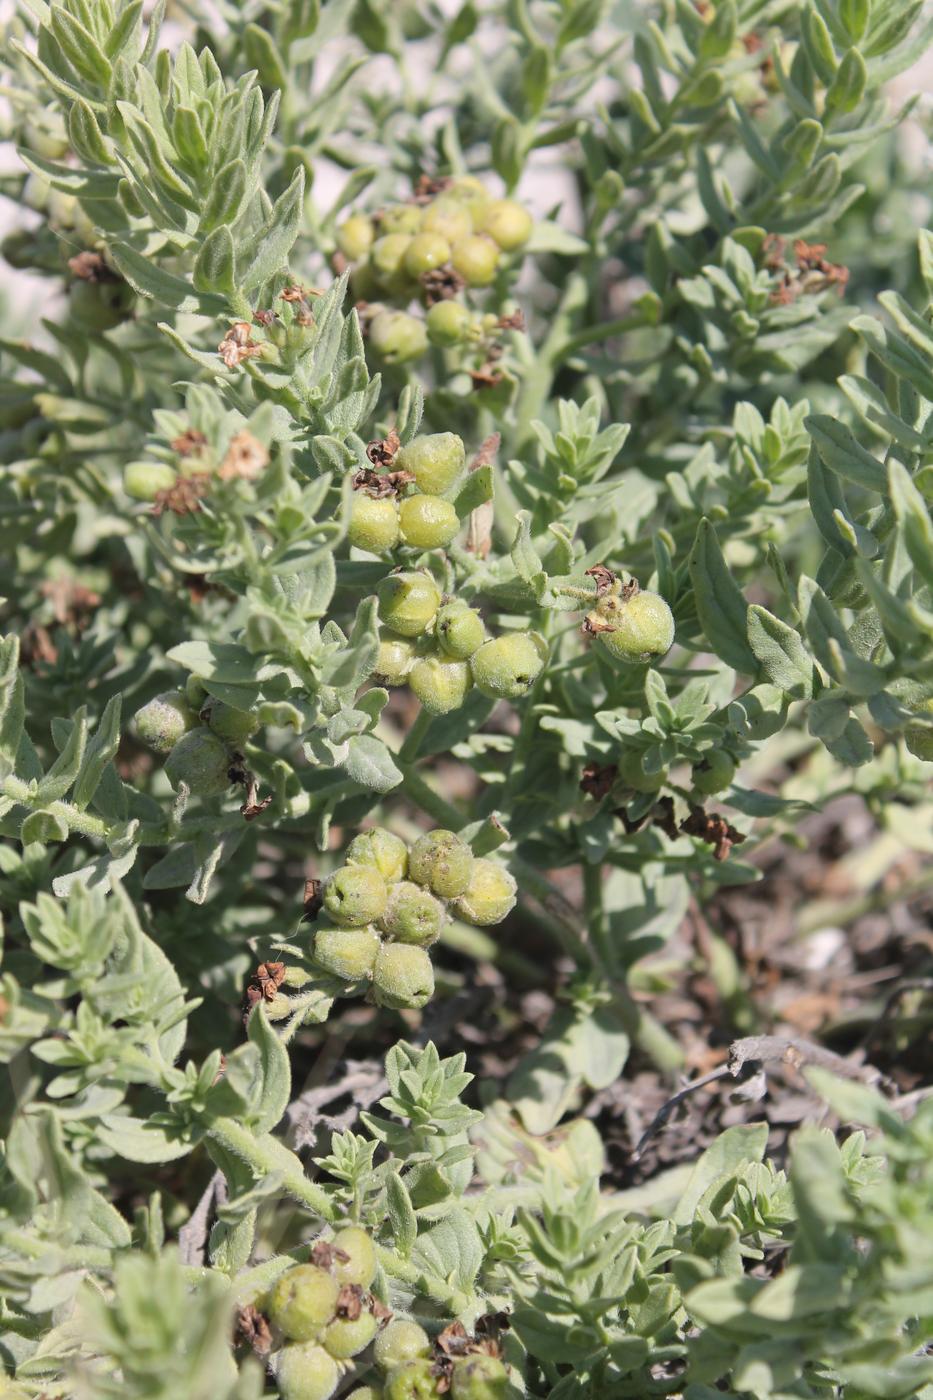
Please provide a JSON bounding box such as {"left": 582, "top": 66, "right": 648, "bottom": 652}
{"left": 400, "top": 765, "right": 463, "bottom": 829}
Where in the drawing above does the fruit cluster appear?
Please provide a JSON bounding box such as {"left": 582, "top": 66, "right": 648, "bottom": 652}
{"left": 132, "top": 678, "right": 258, "bottom": 796}
{"left": 368, "top": 1318, "right": 510, "bottom": 1400}
{"left": 348, "top": 432, "right": 466, "bottom": 555}
{"left": 310, "top": 827, "right": 516, "bottom": 1009}
{"left": 336, "top": 177, "right": 533, "bottom": 364}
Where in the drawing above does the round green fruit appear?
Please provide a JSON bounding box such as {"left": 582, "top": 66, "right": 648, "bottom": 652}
{"left": 383, "top": 1360, "right": 440, "bottom": 1400}
{"left": 426, "top": 300, "right": 473, "bottom": 347}
{"left": 451, "top": 859, "right": 517, "bottom": 926}
{"left": 692, "top": 750, "right": 736, "bottom": 795}
{"left": 404, "top": 232, "right": 452, "bottom": 277}
{"left": 276, "top": 1341, "right": 340, "bottom": 1400}
{"left": 379, "top": 881, "right": 446, "bottom": 947}
{"left": 133, "top": 690, "right": 196, "bottom": 754}
{"left": 205, "top": 700, "right": 259, "bottom": 747}
{"left": 435, "top": 603, "right": 485, "bottom": 660}
{"left": 372, "top": 233, "right": 413, "bottom": 282}
{"left": 313, "top": 926, "right": 380, "bottom": 982}
{"left": 322, "top": 1307, "right": 379, "bottom": 1359}
{"left": 323, "top": 866, "right": 389, "bottom": 927}
{"left": 349, "top": 495, "right": 401, "bottom": 553}
{"left": 470, "top": 633, "right": 548, "bottom": 701}
{"left": 372, "top": 943, "right": 435, "bottom": 1010}
{"left": 331, "top": 1224, "right": 378, "bottom": 1288}
{"left": 369, "top": 310, "right": 428, "bottom": 364}
{"left": 374, "top": 1319, "right": 432, "bottom": 1372}
{"left": 399, "top": 495, "right": 460, "bottom": 550}
{"left": 450, "top": 235, "right": 500, "bottom": 286}
{"left": 450, "top": 1354, "right": 509, "bottom": 1400}
{"left": 905, "top": 698, "right": 933, "bottom": 760}
{"left": 123, "top": 460, "right": 177, "bottom": 501}
{"left": 346, "top": 827, "right": 409, "bottom": 883}
{"left": 617, "top": 750, "right": 666, "bottom": 794}
{"left": 268, "top": 1264, "right": 340, "bottom": 1343}
{"left": 479, "top": 198, "right": 533, "bottom": 251}
{"left": 421, "top": 200, "right": 473, "bottom": 244}
{"left": 347, "top": 1388, "right": 384, "bottom": 1400}
{"left": 409, "top": 653, "right": 472, "bottom": 716}
{"left": 69, "top": 278, "right": 135, "bottom": 331}
{"left": 164, "top": 729, "right": 232, "bottom": 797}
{"left": 374, "top": 634, "right": 420, "bottom": 685}
{"left": 377, "top": 572, "right": 442, "bottom": 637}
{"left": 408, "top": 829, "right": 474, "bottom": 899}
{"left": 337, "top": 214, "right": 375, "bottom": 260}
{"left": 591, "top": 590, "right": 675, "bottom": 663}
{"left": 379, "top": 205, "right": 423, "bottom": 235}
{"left": 395, "top": 433, "right": 466, "bottom": 495}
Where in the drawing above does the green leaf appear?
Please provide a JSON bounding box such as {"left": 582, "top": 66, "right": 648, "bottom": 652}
{"left": 454, "top": 464, "right": 494, "bottom": 516}
{"left": 199, "top": 158, "right": 248, "bottom": 233}
{"left": 72, "top": 695, "right": 122, "bottom": 810}
{"left": 386, "top": 1173, "right": 417, "bottom": 1257}
{"left": 246, "top": 1004, "right": 291, "bottom": 1134}
{"left": 237, "top": 168, "right": 305, "bottom": 292}
{"left": 343, "top": 734, "right": 402, "bottom": 793}
{"left": 805, "top": 414, "right": 887, "bottom": 493}
{"left": 825, "top": 48, "right": 867, "bottom": 115}
{"left": 193, "top": 225, "right": 237, "bottom": 296}
{"left": 674, "top": 1123, "right": 769, "bottom": 1226}
{"left": 889, "top": 460, "right": 933, "bottom": 588}
{"left": 97, "top": 1114, "right": 198, "bottom": 1163}
{"left": 687, "top": 519, "right": 755, "bottom": 673}
{"left": 110, "top": 243, "right": 227, "bottom": 314}
{"left": 747, "top": 605, "right": 815, "bottom": 698}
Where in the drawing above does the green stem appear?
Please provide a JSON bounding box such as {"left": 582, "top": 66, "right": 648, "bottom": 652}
{"left": 398, "top": 707, "right": 432, "bottom": 765}
{"left": 400, "top": 765, "right": 463, "bottom": 829}
{"left": 207, "top": 1116, "right": 338, "bottom": 1222}
{"left": 2, "top": 776, "right": 110, "bottom": 840}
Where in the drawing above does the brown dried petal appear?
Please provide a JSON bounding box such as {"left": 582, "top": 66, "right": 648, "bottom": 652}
{"left": 151, "top": 473, "right": 211, "bottom": 517}
{"left": 580, "top": 762, "right": 618, "bottom": 801}
{"left": 336, "top": 1284, "right": 364, "bottom": 1321}
{"left": 218, "top": 430, "right": 270, "bottom": 482}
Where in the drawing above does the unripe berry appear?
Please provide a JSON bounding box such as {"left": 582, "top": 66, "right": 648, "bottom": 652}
{"left": 450, "top": 235, "right": 500, "bottom": 286}
{"left": 337, "top": 214, "right": 375, "bottom": 260}
{"left": 276, "top": 1341, "right": 340, "bottom": 1400}
{"left": 379, "top": 205, "right": 423, "bottom": 235}
{"left": 372, "top": 233, "right": 413, "bottom": 283}
{"left": 426, "top": 300, "right": 472, "bottom": 347}
{"left": 421, "top": 200, "right": 473, "bottom": 244}
{"left": 347, "top": 827, "right": 409, "bottom": 883}
{"left": 479, "top": 198, "right": 533, "bottom": 251}
{"left": 450, "top": 1354, "right": 509, "bottom": 1400}
{"left": 617, "top": 750, "right": 666, "bottom": 794}
{"left": 435, "top": 603, "right": 485, "bottom": 659}
{"left": 374, "top": 1319, "right": 432, "bottom": 1372}
{"left": 347, "top": 1388, "right": 384, "bottom": 1400}
{"left": 399, "top": 495, "right": 460, "bottom": 550}
{"left": 205, "top": 699, "right": 259, "bottom": 747}
{"left": 383, "top": 1360, "right": 440, "bottom": 1400}
{"left": 692, "top": 750, "right": 736, "bottom": 795}
{"left": 349, "top": 495, "right": 401, "bottom": 553}
{"left": 369, "top": 310, "right": 428, "bottom": 364}
{"left": 409, "top": 654, "right": 472, "bottom": 716}
{"left": 374, "top": 634, "right": 420, "bottom": 685}
{"left": 590, "top": 590, "right": 674, "bottom": 663}
{"left": 451, "top": 859, "right": 517, "bottom": 926}
{"left": 323, "top": 866, "right": 389, "bottom": 927}
{"left": 313, "top": 925, "right": 380, "bottom": 981}
{"left": 395, "top": 434, "right": 465, "bottom": 495}
{"left": 470, "top": 633, "right": 548, "bottom": 701}
{"left": 377, "top": 572, "right": 442, "bottom": 637}
{"left": 445, "top": 175, "right": 490, "bottom": 218}
{"left": 133, "top": 690, "right": 196, "bottom": 754}
{"left": 379, "top": 881, "right": 446, "bottom": 946}
{"left": 905, "top": 698, "right": 933, "bottom": 760}
{"left": 123, "top": 460, "right": 178, "bottom": 501}
{"left": 164, "top": 729, "right": 232, "bottom": 796}
{"left": 69, "top": 278, "right": 135, "bottom": 331}
{"left": 322, "top": 1308, "right": 379, "bottom": 1359}
{"left": 268, "top": 1264, "right": 340, "bottom": 1342}
{"left": 404, "top": 232, "right": 451, "bottom": 277}
{"left": 372, "top": 942, "right": 435, "bottom": 1010}
{"left": 331, "top": 1224, "right": 379, "bottom": 1288}
{"left": 408, "top": 829, "right": 474, "bottom": 898}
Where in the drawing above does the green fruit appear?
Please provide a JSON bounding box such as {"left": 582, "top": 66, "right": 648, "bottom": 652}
{"left": 617, "top": 750, "right": 666, "bottom": 793}
{"left": 379, "top": 881, "right": 446, "bottom": 946}
{"left": 268, "top": 1264, "right": 340, "bottom": 1342}
{"left": 23, "top": 115, "right": 69, "bottom": 160}
{"left": 377, "top": 572, "right": 442, "bottom": 637}
{"left": 313, "top": 925, "right": 380, "bottom": 981}
{"left": 692, "top": 750, "right": 736, "bottom": 795}
{"left": 591, "top": 590, "right": 675, "bottom": 663}
{"left": 404, "top": 232, "right": 452, "bottom": 277}
{"left": 450, "top": 235, "right": 500, "bottom": 286}
{"left": 69, "top": 278, "right": 135, "bottom": 331}
{"left": 22, "top": 172, "right": 51, "bottom": 214}
{"left": 374, "top": 1319, "right": 432, "bottom": 1372}
{"left": 47, "top": 188, "right": 77, "bottom": 228}
{"left": 399, "top": 495, "right": 460, "bottom": 549}
{"left": 347, "top": 1388, "right": 384, "bottom": 1400}
{"left": 369, "top": 310, "right": 428, "bottom": 364}
{"left": 450, "top": 1354, "right": 509, "bottom": 1400}
{"left": 374, "top": 634, "right": 420, "bottom": 685}
{"left": 379, "top": 205, "right": 423, "bottom": 235}
{"left": 408, "top": 829, "right": 474, "bottom": 898}
{"left": 436, "top": 603, "right": 485, "bottom": 659}
{"left": 337, "top": 214, "right": 375, "bottom": 260}
{"left": 323, "top": 866, "right": 389, "bottom": 927}
{"left": 123, "top": 460, "right": 178, "bottom": 501}
{"left": 470, "top": 633, "right": 548, "bottom": 701}
{"left": 905, "top": 697, "right": 933, "bottom": 760}
{"left": 409, "top": 654, "right": 473, "bottom": 716}
{"left": 205, "top": 699, "right": 259, "bottom": 747}
{"left": 372, "top": 943, "right": 435, "bottom": 1010}
{"left": 346, "top": 827, "right": 409, "bottom": 883}
{"left": 331, "top": 1224, "right": 379, "bottom": 1287}
{"left": 322, "top": 1307, "right": 379, "bottom": 1359}
{"left": 383, "top": 1360, "right": 440, "bottom": 1400}
{"left": 133, "top": 690, "right": 196, "bottom": 754}
{"left": 451, "top": 859, "right": 517, "bottom": 926}
{"left": 185, "top": 675, "right": 209, "bottom": 709}
{"left": 479, "top": 198, "right": 533, "bottom": 251}
{"left": 426, "top": 301, "right": 473, "bottom": 347}
{"left": 164, "top": 729, "right": 231, "bottom": 796}
{"left": 421, "top": 199, "right": 473, "bottom": 243}
{"left": 277, "top": 1341, "right": 340, "bottom": 1400}
{"left": 372, "top": 233, "right": 413, "bottom": 282}
{"left": 349, "top": 495, "right": 401, "bottom": 553}
{"left": 445, "top": 175, "right": 490, "bottom": 219}
{"left": 395, "top": 434, "right": 466, "bottom": 495}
